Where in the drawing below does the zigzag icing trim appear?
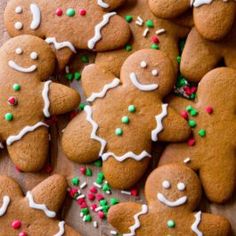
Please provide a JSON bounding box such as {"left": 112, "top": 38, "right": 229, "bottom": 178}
{"left": 191, "top": 211, "right": 203, "bottom": 236}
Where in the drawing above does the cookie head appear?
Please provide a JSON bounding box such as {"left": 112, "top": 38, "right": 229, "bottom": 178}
{"left": 0, "top": 35, "right": 55, "bottom": 79}
{"left": 145, "top": 164, "right": 202, "bottom": 211}
{"left": 120, "top": 49, "right": 175, "bottom": 97}
{"left": 4, "top": 0, "right": 42, "bottom": 37}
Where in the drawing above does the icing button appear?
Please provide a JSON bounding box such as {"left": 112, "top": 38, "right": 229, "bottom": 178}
{"left": 167, "top": 220, "right": 175, "bottom": 228}
{"left": 11, "top": 220, "right": 21, "bottom": 229}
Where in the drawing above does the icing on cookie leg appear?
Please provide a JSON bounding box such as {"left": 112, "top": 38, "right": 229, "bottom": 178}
{"left": 0, "top": 196, "right": 10, "bottom": 216}
{"left": 54, "top": 221, "right": 65, "bottom": 236}
{"left": 191, "top": 211, "right": 203, "bottom": 236}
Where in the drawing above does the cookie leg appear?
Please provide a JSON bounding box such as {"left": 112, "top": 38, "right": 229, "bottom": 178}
{"left": 7, "top": 126, "right": 49, "bottom": 172}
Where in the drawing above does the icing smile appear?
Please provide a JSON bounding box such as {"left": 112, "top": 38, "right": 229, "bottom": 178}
{"left": 8, "top": 60, "right": 37, "bottom": 73}
{"left": 157, "top": 193, "right": 188, "bottom": 207}
{"left": 30, "top": 3, "right": 41, "bottom": 30}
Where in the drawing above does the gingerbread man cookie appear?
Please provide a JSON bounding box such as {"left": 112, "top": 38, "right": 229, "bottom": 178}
{"left": 180, "top": 24, "right": 236, "bottom": 82}
{"left": 62, "top": 49, "right": 190, "bottom": 189}
{"left": 108, "top": 164, "right": 232, "bottom": 236}
{"left": 4, "top": 0, "right": 131, "bottom": 70}
{"left": 0, "top": 35, "right": 80, "bottom": 172}
{"left": 0, "top": 174, "right": 81, "bottom": 236}
{"left": 149, "top": 0, "right": 236, "bottom": 41}
{"left": 159, "top": 67, "right": 236, "bottom": 203}
{"left": 95, "top": 0, "right": 190, "bottom": 77}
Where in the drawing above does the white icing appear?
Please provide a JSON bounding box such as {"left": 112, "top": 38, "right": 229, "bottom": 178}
{"left": 177, "top": 182, "right": 186, "bottom": 191}
{"left": 157, "top": 193, "right": 188, "bottom": 207}
{"left": 26, "top": 191, "right": 56, "bottom": 218}
{"left": 156, "top": 28, "right": 166, "bottom": 35}
{"left": 97, "top": 0, "right": 109, "bottom": 8}
{"left": 42, "top": 81, "right": 52, "bottom": 118}
{"left": 0, "top": 142, "right": 4, "bottom": 149}
{"left": 151, "top": 69, "right": 159, "bottom": 76}
{"left": 0, "top": 196, "right": 10, "bottom": 216}
{"left": 87, "top": 78, "right": 120, "bottom": 102}
{"left": 8, "top": 60, "right": 37, "bottom": 73}
{"left": 151, "top": 104, "right": 168, "bottom": 142}
{"left": 30, "top": 3, "right": 41, "bottom": 30}
{"left": 6, "top": 122, "right": 49, "bottom": 146}
{"left": 88, "top": 12, "right": 116, "bottom": 49}
{"left": 15, "top": 6, "right": 23, "bottom": 14}
{"left": 30, "top": 52, "right": 38, "bottom": 60}
{"left": 84, "top": 105, "right": 107, "bottom": 156}
{"left": 15, "top": 48, "right": 23, "bottom": 55}
{"left": 54, "top": 221, "right": 65, "bottom": 236}
{"left": 102, "top": 151, "right": 151, "bottom": 162}
{"left": 14, "top": 21, "right": 23, "bottom": 30}
{"left": 191, "top": 211, "right": 203, "bottom": 236}
{"left": 162, "top": 180, "right": 171, "bottom": 189}
{"left": 123, "top": 204, "right": 148, "bottom": 236}
{"left": 140, "top": 61, "right": 147, "bottom": 68}
{"left": 129, "top": 72, "right": 158, "bottom": 91}
{"left": 192, "top": 0, "right": 213, "bottom": 7}
{"left": 45, "top": 37, "right": 77, "bottom": 53}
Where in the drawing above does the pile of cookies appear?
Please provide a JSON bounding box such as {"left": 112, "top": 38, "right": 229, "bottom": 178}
{"left": 0, "top": 0, "right": 235, "bottom": 235}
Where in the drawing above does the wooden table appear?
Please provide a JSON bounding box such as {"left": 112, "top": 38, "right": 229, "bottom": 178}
{"left": 0, "top": 1, "right": 235, "bottom": 235}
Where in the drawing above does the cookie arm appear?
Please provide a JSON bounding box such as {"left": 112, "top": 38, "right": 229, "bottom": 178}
{"left": 48, "top": 82, "right": 80, "bottom": 116}
{"left": 108, "top": 202, "right": 143, "bottom": 233}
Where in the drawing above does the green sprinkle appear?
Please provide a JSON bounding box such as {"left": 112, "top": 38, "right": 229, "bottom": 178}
{"left": 188, "top": 120, "right": 197, "bottom": 128}
{"left": 5, "top": 113, "right": 13, "bottom": 121}
{"left": 186, "top": 105, "right": 193, "bottom": 112}
{"left": 128, "top": 105, "right": 136, "bottom": 113}
{"left": 100, "top": 199, "right": 108, "bottom": 206}
{"left": 110, "top": 198, "right": 119, "bottom": 205}
{"left": 167, "top": 220, "right": 175, "bottom": 228}
{"left": 121, "top": 116, "right": 129, "bottom": 124}
{"left": 74, "top": 72, "right": 81, "bottom": 80}
{"left": 84, "top": 215, "right": 92, "bottom": 222}
{"left": 66, "top": 8, "right": 75, "bottom": 17}
{"left": 102, "top": 183, "right": 111, "bottom": 192}
{"left": 85, "top": 168, "right": 92, "bottom": 176}
{"left": 94, "top": 159, "right": 102, "bottom": 167}
{"left": 125, "top": 15, "right": 133, "bottom": 23}
{"left": 71, "top": 177, "right": 80, "bottom": 186}
{"left": 102, "top": 205, "right": 110, "bottom": 213}
{"left": 190, "top": 109, "right": 198, "bottom": 117}
{"left": 179, "top": 39, "right": 186, "bottom": 53}
{"left": 81, "top": 55, "right": 89, "bottom": 63}
{"left": 198, "top": 129, "right": 206, "bottom": 137}
{"left": 146, "top": 19, "right": 154, "bottom": 28}
{"left": 13, "top": 83, "right": 21, "bottom": 91}
{"left": 190, "top": 93, "right": 196, "bottom": 99}
{"left": 65, "top": 73, "right": 73, "bottom": 81}
{"left": 81, "top": 208, "right": 89, "bottom": 215}
{"left": 96, "top": 177, "right": 103, "bottom": 184}
{"left": 151, "top": 44, "right": 159, "bottom": 50}
{"left": 79, "top": 103, "right": 86, "bottom": 111}
{"left": 125, "top": 44, "right": 132, "bottom": 51}
{"left": 177, "top": 56, "right": 181, "bottom": 64}
{"left": 97, "top": 172, "right": 104, "bottom": 179}
{"left": 115, "top": 128, "right": 123, "bottom": 136}
{"left": 176, "top": 75, "right": 187, "bottom": 88}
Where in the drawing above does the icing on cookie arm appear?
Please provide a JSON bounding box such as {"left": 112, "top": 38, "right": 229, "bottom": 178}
{"left": 0, "top": 196, "right": 10, "bottom": 216}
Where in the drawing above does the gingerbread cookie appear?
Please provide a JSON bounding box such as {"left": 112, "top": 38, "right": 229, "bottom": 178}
{"left": 108, "top": 164, "right": 232, "bottom": 236}
{"left": 0, "top": 35, "right": 80, "bottom": 172}
{"left": 4, "top": 0, "right": 131, "bottom": 70}
{"left": 95, "top": 0, "right": 190, "bottom": 76}
{"left": 0, "top": 174, "right": 81, "bottom": 235}
{"left": 62, "top": 49, "right": 190, "bottom": 189}
{"left": 180, "top": 24, "right": 236, "bottom": 82}
{"left": 159, "top": 67, "right": 236, "bottom": 203}
{"left": 149, "top": 0, "right": 236, "bottom": 41}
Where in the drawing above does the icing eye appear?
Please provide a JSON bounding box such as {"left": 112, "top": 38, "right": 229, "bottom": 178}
{"left": 152, "top": 69, "right": 159, "bottom": 76}
{"left": 30, "top": 52, "right": 38, "bottom": 60}
{"left": 15, "top": 48, "right": 23, "bottom": 55}
{"left": 14, "top": 22, "right": 23, "bottom": 30}
{"left": 140, "top": 61, "right": 147, "bottom": 68}
{"left": 15, "top": 6, "right": 23, "bottom": 14}
{"left": 177, "top": 182, "right": 186, "bottom": 191}
{"left": 162, "top": 180, "right": 171, "bottom": 189}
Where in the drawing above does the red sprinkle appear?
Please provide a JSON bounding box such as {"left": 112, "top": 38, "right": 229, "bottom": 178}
{"left": 180, "top": 111, "right": 188, "bottom": 120}
{"left": 151, "top": 35, "right": 159, "bottom": 44}
{"left": 69, "top": 188, "right": 78, "bottom": 198}
{"left": 88, "top": 193, "right": 95, "bottom": 201}
{"left": 80, "top": 167, "right": 86, "bottom": 175}
{"left": 80, "top": 202, "right": 88, "bottom": 209}
{"left": 8, "top": 96, "right": 17, "bottom": 106}
{"left": 90, "top": 186, "right": 98, "bottom": 194}
{"left": 77, "top": 198, "right": 85, "bottom": 205}
{"left": 56, "top": 8, "right": 63, "bottom": 16}
{"left": 187, "top": 138, "right": 196, "bottom": 146}
{"left": 90, "top": 204, "right": 97, "bottom": 211}
{"left": 79, "top": 9, "right": 86, "bottom": 16}
{"left": 19, "top": 232, "right": 27, "bottom": 236}
{"left": 205, "top": 106, "right": 213, "bottom": 114}
{"left": 131, "top": 188, "right": 139, "bottom": 196}
{"left": 12, "top": 220, "right": 21, "bottom": 229}
{"left": 96, "top": 194, "right": 104, "bottom": 201}
{"left": 98, "top": 211, "right": 105, "bottom": 219}
{"left": 183, "top": 86, "right": 192, "bottom": 96}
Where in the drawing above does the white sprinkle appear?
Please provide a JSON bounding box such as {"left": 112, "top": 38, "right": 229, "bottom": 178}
{"left": 111, "top": 230, "right": 118, "bottom": 235}
{"left": 93, "top": 182, "right": 102, "bottom": 188}
{"left": 93, "top": 221, "right": 98, "bottom": 228}
{"left": 95, "top": 206, "right": 103, "bottom": 212}
{"left": 137, "top": 16, "right": 144, "bottom": 23}
{"left": 80, "top": 212, "right": 84, "bottom": 217}
{"left": 121, "top": 190, "right": 131, "bottom": 195}
{"left": 106, "top": 190, "right": 111, "bottom": 195}
{"left": 80, "top": 182, "right": 87, "bottom": 189}
{"left": 83, "top": 216, "right": 86, "bottom": 222}
{"left": 156, "top": 28, "right": 166, "bottom": 35}
{"left": 65, "top": 66, "right": 70, "bottom": 74}
{"left": 76, "top": 194, "right": 85, "bottom": 200}
{"left": 184, "top": 157, "right": 191, "bottom": 164}
{"left": 143, "top": 28, "right": 149, "bottom": 37}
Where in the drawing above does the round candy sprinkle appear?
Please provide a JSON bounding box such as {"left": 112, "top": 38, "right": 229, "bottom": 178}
{"left": 71, "top": 177, "right": 80, "bottom": 186}
{"left": 19, "top": 232, "right": 27, "bottom": 236}
{"left": 66, "top": 8, "right": 75, "bottom": 17}
{"left": 8, "top": 96, "right": 18, "bottom": 106}
{"left": 188, "top": 120, "right": 196, "bottom": 128}
{"left": 151, "top": 44, "right": 159, "bottom": 50}
{"left": 125, "top": 44, "right": 132, "bottom": 51}
{"left": 110, "top": 198, "right": 119, "bottom": 205}
{"left": 84, "top": 215, "right": 92, "bottom": 222}
{"left": 205, "top": 106, "right": 213, "bottom": 114}
{"left": 12, "top": 220, "right": 21, "bottom": 229}
{"left": 198, "top": 129, "right": 206, "bottom": 137}
{"left": 167, "top": 220, "right": 175, "bottom": 228}
{"left": 151, "top": 35, "right": 159, "bottom": 44}
{"left": 115, "top": 128, "right": 123, "bottom": 136}
{"left": 177, "top": 56, "right": 181, "bottom": 64}
{"left": 186, "top": 105, "right": 193, "bottom": 112}
{"left": 128, "top": 105, "right": 136, "bottom": 113}
{"left": 121, "top": 116, "right": 129, "bottom": 124}
{"left": 146, "top": 19, "right": 154, "bottom": 28}
{"left": 5, "top": 113, "right": 13, "bottom": 121}
{"left": 187, "top": 138, "right": 196, "bottom": 146}
{"left": 180, "top": 111, "right": 188, "bottom": 120}
{"left": 190, "top": 109, "right": 198, "bottom": 117}
{"left": 125, "top": 15, "right": 133, "bottom": 23}
{"left": 98, "top": 211, "right": 105, "bottom": 219}
{"left": 79, "top": 9, "right": 87, "bottom": 16}
{"left": 94, "top": 159, "right": 102, "bottom": 167}
{"left": 85, "top": 168, "right": 93, "bottom": 176}
{"left": 56, "top": 8, "right": 63, "bottom": 16}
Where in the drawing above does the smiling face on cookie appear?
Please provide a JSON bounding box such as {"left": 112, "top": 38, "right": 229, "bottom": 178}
{"left": 0, "top": 35, "right": 55, "bottom": 79}
{"left": 120, "top": 49, "right": 175, "bottom": 97}
{"left": 145, "top": 164, "right": 202, "bottom": 211}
